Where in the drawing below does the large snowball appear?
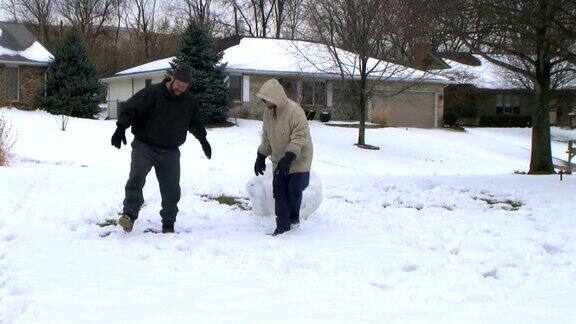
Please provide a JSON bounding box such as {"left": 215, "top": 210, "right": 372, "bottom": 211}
{"left": 246, "top": 162, "right": 322, "bottom": 219}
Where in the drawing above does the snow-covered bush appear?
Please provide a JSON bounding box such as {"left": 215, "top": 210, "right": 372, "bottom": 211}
{"left": 0, "top": 114, "right": 15, "bottom": 166}
{"left": 246, "top": 162, "right": 323, "bottom": 219}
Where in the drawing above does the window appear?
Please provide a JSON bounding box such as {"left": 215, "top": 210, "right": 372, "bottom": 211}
{"left": 6, "top": 66, "right": 19, "bottom": 101}
{"left": 279, "top": 78, "right": 297, "bottom": 100}
{"left": 314, "top": 82, "right": 326, "bottom": 106}
{"left": 228, "top": 75, "right": 242, "bottom": 102}
{"left": 302, "top": 81, "right": 326, "bottom": 107}
{"left": 145, "top": 79, "right": 152, "bottom": 88}
{"left": 302, "top": 81, "right": 314, "bottom": 106}
{"left": 496, "top": 94, "right": 520, "bottom": 114}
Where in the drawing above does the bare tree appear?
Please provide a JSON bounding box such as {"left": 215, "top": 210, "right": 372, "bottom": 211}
{"left": 57, "top": 0, "right": 119, "bottom": 49}
{"left": 441, "top": 0, "right": 576, "bottom": 174}
{"left": 281, "top": 0, "right": 307, "bottom": 39}
{"left": 272, "top": 0, "right": 286, "bottom": 38}
{"left": 186, "top": 0, "right": 212, "bottom": 25}
{"left": 164, "top": 0, "right": 232, "bottom": 35}
{"left": 2, "top": 0, "right": 55, "bottom": 45}
{"left": 306, "top": 0, "right": 430, "bottom": 148}
{"left": 380, "top": 0, "right": 433, "bottom": 62}
{"left": 123, "top": 0, "right": 161, "bottom": 60}
{"left": 221, "top": 0, "right": 308, "bottom": 38}
{"left": 228, "top": 0, "right": 274, "bottom": 37}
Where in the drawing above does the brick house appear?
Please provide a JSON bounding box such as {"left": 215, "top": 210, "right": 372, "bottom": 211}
{"left": 0, "top": 22, "right": 53, "bottom": 110}
{"left": 433, "top": 53, "right": 576, "bottom": 127}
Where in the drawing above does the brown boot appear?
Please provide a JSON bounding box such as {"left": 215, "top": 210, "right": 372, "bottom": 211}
{"left": 117, "top": 215, "right": 134, "bottom": 233}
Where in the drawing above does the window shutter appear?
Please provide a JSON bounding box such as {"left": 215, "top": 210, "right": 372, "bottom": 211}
{"left": 326, "top": 81, "right": 333, "bottom": 107}
{"left": 242, "top": 75, "right": 250, "bottom": 102}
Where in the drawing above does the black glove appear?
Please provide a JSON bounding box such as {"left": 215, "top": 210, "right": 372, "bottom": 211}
{"left": 200, "top": 138, "right": 211, "bottom": 159}
{"left": 111, "top": 127, "right": 127, "bottom": 149}
{"left": 274, "top": 152, "right": 297, "bottom": 177}
{"left": 254, "top": 152, "right": 266, "bottom": 176}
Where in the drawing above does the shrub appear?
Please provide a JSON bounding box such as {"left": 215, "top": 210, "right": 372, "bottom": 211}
{"left": 479, "top": 115, "right": 532, "bottom": 127}
{"left": 0, "top": 115, "right": 16, "bottom": 166}
{"left": 42, "top": 32, "right": 100, "bottom": 124}
{"left": 171, "top": 21, "right": 230, "bottom": 124}
{"left": 443, "top": 111, "right": 459, "bottom": 127}
{"left": 305, "top": 110, "right": 316, "bottom": 120}
{"left": 320, "top": 111, "right": 331, "bottom": 122}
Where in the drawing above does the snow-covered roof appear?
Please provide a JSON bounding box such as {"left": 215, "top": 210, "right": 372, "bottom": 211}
{"left": 437, "top": 54, "right": 576, "bottom": 90}
{"left": 105, "top": 37, "right": 449, "bottom": 84}
{"left": 0, "top": 22, "right": 53, "bottom": 65}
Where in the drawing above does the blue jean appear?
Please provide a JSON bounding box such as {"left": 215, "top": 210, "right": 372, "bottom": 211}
{"left": 273, "top": 172, "right": 310, "bottom": 231}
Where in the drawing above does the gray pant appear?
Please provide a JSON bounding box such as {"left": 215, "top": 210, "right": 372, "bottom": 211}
{"left": 123, "top": 139, "right": 181, "bottom": 225}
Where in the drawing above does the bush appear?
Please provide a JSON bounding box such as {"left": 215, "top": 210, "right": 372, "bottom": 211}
{"left": 479, "top": 115, "right": 494, "bottom": 127}
{"left": 305, "top": 110, "right": 316, "bottom": 120}
{"left": 449, "top": 104, "right": 478, "bottom": 119}
{"left": 42, "top": 32, "right": 100, "bottom": 122}
{"left": 171, "top": 21, "right": 230, "bottom": 124}
{"left": 443, "top": 111, "right": 459, "bottom": 127}
{"left": 0, "top": 115, "right": 16, "bottom": 166}
{"left": 320, "top": 111, "right": 331, "bottom": 122}
{"left": 479, "top": 115, "right": 532, "bottom": 127}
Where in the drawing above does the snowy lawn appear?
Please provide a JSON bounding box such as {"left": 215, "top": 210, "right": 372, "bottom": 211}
{"left": 1, "top": 108, "right": 575, "bottom": 323}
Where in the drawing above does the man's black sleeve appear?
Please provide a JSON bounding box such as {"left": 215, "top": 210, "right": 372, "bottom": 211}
{"left": 189, "top": 101, "right": 207, "bottom": 140}
{"left": 116, "top": 87, "right": 151, "bottom": 129}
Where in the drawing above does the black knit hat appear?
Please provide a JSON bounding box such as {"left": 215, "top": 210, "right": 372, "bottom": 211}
{"left": 173, "top": 66, "right": 192, "bottom": 83}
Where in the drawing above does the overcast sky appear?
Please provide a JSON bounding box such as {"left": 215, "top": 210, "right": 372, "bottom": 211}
{"left": 1, "top": 9, "right": 10, "bottom": 22}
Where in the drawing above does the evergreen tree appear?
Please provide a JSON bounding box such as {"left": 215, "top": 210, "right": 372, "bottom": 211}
{"left": 42, "top": 32, "right": 100, "bottom": 122}
{"left": 171, "top": 20, "right": 230, "bottom": 123}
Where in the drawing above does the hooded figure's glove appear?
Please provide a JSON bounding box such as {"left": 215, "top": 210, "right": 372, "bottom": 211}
{"left": 111, "top": 127, "right": 127, "bottom": 149}
{"left": 274, "top": 152, "right": 296, "bottom": 177}
{"left": 254, "top": 152, "right": 266, "bottom": 176}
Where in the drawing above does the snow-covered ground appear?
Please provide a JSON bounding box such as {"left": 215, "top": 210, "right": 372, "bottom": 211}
{"left": 1, "top": 108, "right": 575, "bottom": 323}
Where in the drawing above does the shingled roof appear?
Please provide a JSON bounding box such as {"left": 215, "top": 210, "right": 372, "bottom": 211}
{"left": 0, "top": 21, "right": 53, "bottom": 65}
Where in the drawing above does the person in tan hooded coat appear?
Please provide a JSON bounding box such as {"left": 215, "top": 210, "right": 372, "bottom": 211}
{"left": 254, "top": 79, "right": 314, "bottom": 236}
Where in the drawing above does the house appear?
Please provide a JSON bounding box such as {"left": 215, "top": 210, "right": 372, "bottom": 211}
{"left": 434, "top": 53, "right": 576, "bottom": 127}
{"left": 0, "top": 22, "right": 53, "bottom": 109}
{"left": 101, "top": 37, "right": 449, "bottom": 128}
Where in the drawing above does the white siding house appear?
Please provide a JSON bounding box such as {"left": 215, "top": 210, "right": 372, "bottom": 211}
{"left": 101, "top": 37, "right": 449, "bottom": 127}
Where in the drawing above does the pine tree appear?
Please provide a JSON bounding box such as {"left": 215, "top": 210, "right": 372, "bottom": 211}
{"left": 42, "top": 32, "right": 100, "bottom": 123}
{"left": 171, "top": 20, "right": 231, "bottom": 124}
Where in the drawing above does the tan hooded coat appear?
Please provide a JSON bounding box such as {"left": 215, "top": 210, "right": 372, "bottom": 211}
{"left": 257, "top": 79, "right": 313, "bottom": 173}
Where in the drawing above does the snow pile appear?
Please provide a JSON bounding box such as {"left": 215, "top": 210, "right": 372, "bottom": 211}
{"left": 18, "top": 41, "right": 53, "bottom": 62}
{"left": 439, "top": 54, "right": 576, "bottom": 90}
{"left": 0, "top": 41, "right": 53, "bottom": 63}
{"left": 116, "top": 57, "right": 173, "bottom": 75}
{"left": 223, "top": 38, "right": 447, "bottom": 83}
{"left": 246, "top": 162, "right": 322, "bottom": 219}
{"left": 438, "top": 55, "right": 523, "bottom": 89}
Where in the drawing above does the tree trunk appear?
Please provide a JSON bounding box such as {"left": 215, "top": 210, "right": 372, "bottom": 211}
{"left": 357, "top": 73, "right": 367, "bottom": 146}
{"left": 529, "top": 82, "right": 554, "bottom": 174}
{"left": 529, "top": 8, "right": 555, "bottom": 175}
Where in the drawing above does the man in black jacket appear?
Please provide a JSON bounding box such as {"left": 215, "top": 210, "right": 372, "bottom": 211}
{"left": 111, "top": 66, "right": 211, "bottom": 233}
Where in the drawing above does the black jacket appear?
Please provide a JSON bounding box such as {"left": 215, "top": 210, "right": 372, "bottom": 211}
{"left": 117, "top": 81, "right": 207, "bottom": 149}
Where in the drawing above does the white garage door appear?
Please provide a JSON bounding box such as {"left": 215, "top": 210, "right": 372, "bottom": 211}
{"left": 372, "top": 91, "right": 437, "bottom": 128}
